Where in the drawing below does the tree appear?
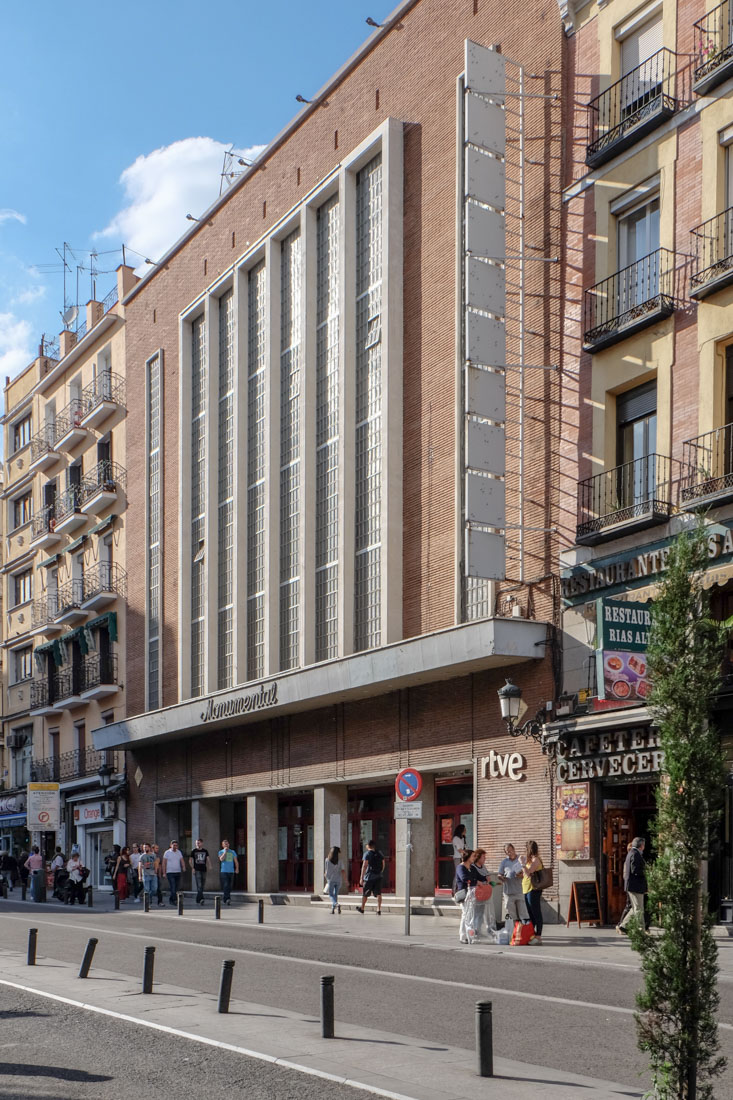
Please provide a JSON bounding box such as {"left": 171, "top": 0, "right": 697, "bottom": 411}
{"left": 629, "top": 524, "right": 727, "bottom": 1099}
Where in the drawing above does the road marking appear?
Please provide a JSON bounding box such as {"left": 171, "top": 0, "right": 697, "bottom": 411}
{"left": 0, "top": 977, "right": 418, "bottom": 1100}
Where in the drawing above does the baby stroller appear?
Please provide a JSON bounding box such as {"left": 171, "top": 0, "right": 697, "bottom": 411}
{"left": 53, "top": 867, "right": 69, "bottom": 900}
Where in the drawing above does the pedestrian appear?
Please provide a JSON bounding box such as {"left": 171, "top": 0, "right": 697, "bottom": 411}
{"left": 617, "top": 837, "right": 648, "bottom": 935}
{"left": 617, "top": 841, "right": 634, "bottom": 930}
{"left": 152, "top": 845, "right": 164, "bottom": 906}
{"left": 522, "top": 840, "right": 544, "bottom": 944}
{"left": 498, "top": 842, "right": 530, "bottom": 927}
{"left": 105, "top": 844, "right": 120, "bottom": 887}
{"left": 65, "top": 851, "right": 85, "bottom": 905}
{"left": 130, "top": 844, "right": 143, "bottom": 900}
{"left": 218, "top": 839, "right": 238, "bottom": 905}
{"left": 357, "top": 838, "right": 385, "bottom": 915}
{"left": 324, "top": 846, "right": 344, "bottom": 914}
{"left": 0, "top": 850, "right": 18, "bottom": 892}
{"left": 455, "top": 850, "right": 478, "bottom": 943}
{"left": 18, "top": 850, "right": 29, "bottom": 890}
{"left": 50, "top": 847, "right": 65, "bottom": 899}
{"left": 452, "top": 824, "right": 468, "bottom": 871}
{"left": 138, "top": 843, "right": 157, "bottom": 901}
{"left": 162, "top": 840, "right": 186, "bottom": 906}
{"left": 113, "top": 846, "right": 132, "bottom": 901}
{"left": 471, "top": 849, "right": 496, "bottom": 940}
{"left": 25, "top": 846, "right": 44, "bottom": 902}
{"left": 189, "top": 838, "right": 211, "bottom": 906}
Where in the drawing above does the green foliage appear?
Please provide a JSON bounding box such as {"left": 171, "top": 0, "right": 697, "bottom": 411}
{"left": 628, "top": 524, "right": 727, "bottom": 1098}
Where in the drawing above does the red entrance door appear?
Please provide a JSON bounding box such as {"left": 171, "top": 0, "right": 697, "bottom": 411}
{"left": 435, "top": 779, "right": 474, "bottom": 892}
{"left": 348, "top": 789, "right": 395, "bottom": 892}
{"left": 278, "top": 796, "right": 314, "bottom": 892}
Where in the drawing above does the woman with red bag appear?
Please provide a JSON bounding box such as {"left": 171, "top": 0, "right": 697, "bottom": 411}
{"left": 471, "top": 849, "right": 496, "bottom": 941}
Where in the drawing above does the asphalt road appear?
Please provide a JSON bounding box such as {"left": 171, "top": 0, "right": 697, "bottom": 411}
{"left": 0, "top": 987, "right": 375, "bottom": 1100}
{"left": 2, "top": 899, "right": 733, "bottom": 1096}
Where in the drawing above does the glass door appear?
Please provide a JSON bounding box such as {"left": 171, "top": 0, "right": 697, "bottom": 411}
{"left": 618, "top": 198, "right": 660, "bottom": 313}
{"left": 90, "top": 828, "right": 114, "bottom": 889}
{"left": 435, "top": 780, "right": 474, "bottom": 892}
{"left": 348, "top": 789, "right": 394, "bottom": 892}
{"left": 617, "top": 381, "right": 657, "bottom": 509}
{"left": 278, "top": 796, "right": 314, "bottom": 892}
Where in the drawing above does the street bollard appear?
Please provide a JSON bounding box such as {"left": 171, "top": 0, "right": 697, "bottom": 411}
{"left": 320, "top": 975, "right": 335, "bottom": 1039}
{"left": 79, "top": 938, "right": 98, "bottom": 979}
{"left": 27, "top": 928, "right": 37, "bottom": 966}
{"left": 87, "top": 886, "right": 93, "bottom": 909}
{"left": 144, "top": 892, "right": 150, "bottom": 913}
{"left": 21, "top": 882, "right": 26, "bottom": 901}
{"left": 214, "top": 896, "right": 221, "bottom": 920}
{"left": 1, "top": 880, "right": 7, "bottom": 900}
{"left": 258, "top": 899, "right": 264, "bottom": 924}
{"left": 218, "top": 959, "right": 235, "bottom": 1013}
{"left": 475, "top": 1000, "right": 494, "bottom": 1078}
{"left": 178, "top": 894, "right": 184, "bottom": 916}
{"left": 142, "top": 946, "right": 155, "bottom": 994}
{"left": 114, "top": 892, "right": 120, "bottom": 911}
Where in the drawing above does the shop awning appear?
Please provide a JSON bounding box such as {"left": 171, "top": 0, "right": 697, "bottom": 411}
{"left": 35, "top": 611, "right": 118, "bottom": 666}
{"left": 88, "top": 515, "right": 117, "bottom": 536}
{"left": 36, "top": 553, "right": 59, "bottom": 570}
{"left": 0, "top": 813, "right": 27, "bottom": 826}
{"left": 65, "top": 533, "right": 88, "bottom": 554}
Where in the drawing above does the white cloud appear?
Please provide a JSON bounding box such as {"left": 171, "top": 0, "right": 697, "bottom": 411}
{"left": 0, "top": 312, "right": 33, "bottom": 378}
{"left": 97, "top": 137, "right": 266, "bottom": 270}
{"left": 0, "top": 209, "right": 26, "bottom": 226}
{"left": 12, "top": 284, "right": 46, "bottom": 306}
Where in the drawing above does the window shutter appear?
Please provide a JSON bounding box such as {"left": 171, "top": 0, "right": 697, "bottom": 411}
{"left": 622, "top": 15, "right": 663, "bottom": 74}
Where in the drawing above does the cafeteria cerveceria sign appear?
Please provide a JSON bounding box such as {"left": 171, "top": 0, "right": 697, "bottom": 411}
{"left": 555, "top": 726, "right": 663, "bottom": 783}
{"left": 201, "top": 681, "right": 278, "bottom": 722}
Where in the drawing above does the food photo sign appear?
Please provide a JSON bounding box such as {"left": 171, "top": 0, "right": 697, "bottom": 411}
{"left": 555, "top": 782, "right": 590, "bottom": 860}
{"left": 595, "top": 598, "right": 651, "bottom": 707}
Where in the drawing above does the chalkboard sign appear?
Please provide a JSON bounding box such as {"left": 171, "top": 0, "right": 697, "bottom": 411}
{"left": 567, "top": 880, "right": 601, "bottom": 928}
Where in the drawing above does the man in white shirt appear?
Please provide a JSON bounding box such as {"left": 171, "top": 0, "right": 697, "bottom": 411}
{"left": 162, "top": 840, "right": 186, "bottom": 906}
{"left": 129, "top": 844, "right": 143, "bottom": 902}
{"left": 50, "top": 847, "right": 65, "bottom": 899}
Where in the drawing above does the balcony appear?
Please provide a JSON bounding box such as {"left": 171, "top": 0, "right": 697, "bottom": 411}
{"left": 54, "top": 578, "right": 86, "bottom": 625}
{"left": 30, "top": 505, "right": 62, "bottom": 550}
{"left": 81, "top": 562, "right": 127, "bottom": 611}
{"left": 54, "top": 663, "right": 85, "bottom": 709}
{"left": 30, "top": 594, "right": 62, "bottom": 637}
{"left": 54, "top": 484, "right": 85, "bottom": 535}
{"left": 586, "top": 49, "right": 678, "bottom": 169}
{"left": 576, "top": 454, "right": 679, "bottom": 545}
{"left": 694, "top": 1, "right": 733, "bottom": 95}
{"left": 681, "top": 424, "right": 733, "bottom": 508}
{"left": 29, "top": 677, "right": 60, "bottom": 716}
{"left": 690, "top": 208, "right": 733, "bottom": 299}
{"left": 583, "top": 249, "right": 676, "bottom": 352}
{"left": 80, "top": 460, "right": 126, "bottom": 516}
{"left": 31, "top": 748, "right": 122, "bottom": 784}
{"left": 80, "top": 371, "right": 126, "bottom": 430}
{"left": 80, "top": 652, "right": 119, "bottom": 700}
{"left": 29, "top": 426, "right": 58, "bottom": 472}
{"left": 52, "top": 398, "right": 88, "bottom": 452}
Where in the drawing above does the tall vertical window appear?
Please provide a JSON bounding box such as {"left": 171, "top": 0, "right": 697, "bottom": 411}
{"left": 218, "top": 290, "right": 235, "bottom": 689}
{"left": 190, "top": 315, "right": 207, "bottom": 697}
{"left": 247, "top": 262, "right": 267, "bottom": 680}
{"left": 354, "top": 154, "right": 383, "bottom": 652}
{"left": 315, "top": 196, "right": 340, "bottom": 661}
{"left": 147, "top": 353, "right": 161, "bottom": 710}
{"left": 280, "top": 229, "right": 302, "bottom": 670}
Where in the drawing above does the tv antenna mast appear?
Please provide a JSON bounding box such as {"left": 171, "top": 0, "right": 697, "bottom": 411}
{"left": 220, "top": 146, "right": 252, "bottom": 196}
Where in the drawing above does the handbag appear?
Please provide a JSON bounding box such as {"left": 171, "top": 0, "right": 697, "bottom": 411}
{"left": 454, "top": 888, "right": 467, "bottom": 902}
{"left": 530, "top": 866, "right": 553, "bottom": 890}
{"left": 474, "top": 881, "right": 492, "bottom": 902}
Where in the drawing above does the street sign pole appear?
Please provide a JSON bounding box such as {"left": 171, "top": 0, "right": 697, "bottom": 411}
{"left": 405, "top": 819, "right": 411, "bottom": 937}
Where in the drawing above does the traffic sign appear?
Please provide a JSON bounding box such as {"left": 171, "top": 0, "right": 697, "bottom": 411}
{"left": 394, "top": 801, "right": 423, "bottom": 820}
{"left": 395, "top": 768, "right": 422, "bottom": 802}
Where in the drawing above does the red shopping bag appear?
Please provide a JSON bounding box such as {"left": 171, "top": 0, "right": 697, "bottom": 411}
{"left": 510, "top": 920, "right": 534, "bottom": 946}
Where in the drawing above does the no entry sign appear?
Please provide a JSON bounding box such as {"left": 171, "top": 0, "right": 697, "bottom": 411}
{"left": 395, "top": 768, "right": 422, "bottom": 802}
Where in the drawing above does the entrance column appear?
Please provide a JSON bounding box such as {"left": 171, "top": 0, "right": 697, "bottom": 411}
{"left": 246, "top": 792, "right": 279, "bottom": 892}
{"left": 395, "top": 773, "right": 436, "bottom": 900}
{"left": 314, "top": 785, "right": 348, "bottom": 888}
{"left": 192, "top": 799, "right": 220, "bottom": 865}
{"left": 155, "top": 802, "right": 179, "bottom": 847}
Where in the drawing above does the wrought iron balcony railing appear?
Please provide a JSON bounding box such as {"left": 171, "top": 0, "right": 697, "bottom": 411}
{"left": 54, "top": 484, "right": 83, "bottom": 525}
{"left": 55, "top": 578, "right": 84, "bottom": 619}
{"left": 577, "top": 453, "right": 680, "bottom": 544}
{"left": 30, "top": 676, "right": 55, "bottom": 712}
{"left": 102, "top": 285, "right": 119, "bottom": 313}
{"left": 586, "top": 48, "right": 678, "bottom": 168}
{"left": 690, "top": 208, "right": 733, "bottom": 298}
{"left": 80, "top": 460, "right": 127, "bottom": 505}
{"left": 31, "top": 593, "right": 60, "bottom": 630}
{"left": 694, "top": 0, "right": 733, "bottom": 94}
{"left": 30, "top": 504, "right": 57, "bottom": 542}
{"left": 53, "top": 397, "right": 85, "bottom": 445}
{"left": 82, "top": 561, "right": 127, "bottom": 603}
{"left": 583, "top": 248, "right": 676, "bottom": 352}
{"left": 31, "top": 747, "right": 122, "bottom": 783}
{"left": 682, "top": 423, "right": 733, "bottom": 506}
{"left": 80, "top": 370, "right": 126, "bottom": 418}
{"left": 81, "top": 651, "right": 119, "bottom": 693}
{"left": 30, "top": 424, "right": 56, "bottom": 465}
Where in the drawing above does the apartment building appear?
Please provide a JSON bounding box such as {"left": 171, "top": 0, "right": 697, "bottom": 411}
{"left": 95, "top": 0, "right": 568, "bottom": 901}
{"left": 553, "top": 0, "right": 733, "bottom": 922}
{"left": 0, "top": 265, "right": 134, "bottom": 885}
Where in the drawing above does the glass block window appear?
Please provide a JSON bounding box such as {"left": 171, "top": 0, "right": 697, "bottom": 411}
{"left": 247, "top": 261, "right": 267, "bottom": 680}
{"left": 218, "top": 289, "right": 235, "bottom": 689}
{"left": 354, "top": 154, "right": 383, "bottom": 652}
{"left": 315, "top": 195, "right": 340, "bottom": 661}
{"left": 280, "top": 229, "right": 302, "bottom": 670}
{"left": 190, "top": 315, "right": 207, "bottom": 697}
{"left": 147, "top": 353, "right": 161, "bottom": 710}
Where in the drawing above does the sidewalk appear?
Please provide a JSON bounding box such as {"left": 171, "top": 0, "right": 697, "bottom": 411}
{"left": 0, "top": 947, "right": 643, "bottom": 1099}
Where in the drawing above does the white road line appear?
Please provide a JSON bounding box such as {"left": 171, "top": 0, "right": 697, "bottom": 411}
{"left": 0, "top": 977, "right": 417, "bottom": 1100}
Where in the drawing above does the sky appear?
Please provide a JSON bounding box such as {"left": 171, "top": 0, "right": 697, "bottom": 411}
{"left": 0, "top": 0, "right": 396, "bottom": 378}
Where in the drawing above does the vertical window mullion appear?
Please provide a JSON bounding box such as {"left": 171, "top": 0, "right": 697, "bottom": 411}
{"left": 247, "top": 262, "right": 267, "bottom": 680}
{"left": 190, "top": 316, "right": 207, "bottom": 696}
{"left": 279, "top": 230, "right": 302, "bottom": 670}
{"left": 147, "top": 353, "right": 161, "bottom": 709}
{"left": 217, "top": 290, "right": 235, "bottom": 689}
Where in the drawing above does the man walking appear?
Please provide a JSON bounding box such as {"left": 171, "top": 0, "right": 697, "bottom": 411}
{"left": 162, "top": 840, "right": 186, "bottom": 906}
{"left": 498, "top": 842, "right": 529, "bottom": 927}
{"left": 189, "top": 838, "right": 211, "bottom": 905}
{"left": 357, "top": 839, "right": 385, "bottom": 915}
{"left": 138, "top": 843, "right": 157, "bottom": 902}
{"left": 152, "top": 845, "right": 163, "bottom": 906}
{"left": 617, "top": 837, "right": 648, "bottom": 934}
{"left": 218, "top": 839, "right": 238, "bottom": 905}
{"left": 130, "top": 843, "right": 143, "bottom": 901}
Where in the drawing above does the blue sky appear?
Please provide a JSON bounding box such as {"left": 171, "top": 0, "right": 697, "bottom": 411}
{"left": 0, "top": 0, "right": 395, "bottom": 376}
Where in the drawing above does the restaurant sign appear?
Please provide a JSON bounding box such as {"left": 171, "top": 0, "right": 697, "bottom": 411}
{"left": 596, "top": 597, "right": 651, "bottom": 706}
{"left": 555, "top": 726, "right": 663, "bottom": 784}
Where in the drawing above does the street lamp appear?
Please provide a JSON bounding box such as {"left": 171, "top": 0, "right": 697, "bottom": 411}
{"left": 97, "top": 760, "right": 114, "bottom": 791}
{"left": 497, "top": 679, "right": 546, "bottom": 745}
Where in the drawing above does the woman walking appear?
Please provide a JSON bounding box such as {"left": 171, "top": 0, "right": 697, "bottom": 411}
{"left": 324, "top": 846, "right": 344, "bottom": 914}
{"left": 113, "top": 846, "right": 132, "bottom": 901}
{"left": 471, "top": 849, "right": 496, "bottom": 941}
{"left": 522, "top": 840, "right": 544, "bottom": 944}
{"left": 455, "top": 850, "right": 478, "bottom": 944}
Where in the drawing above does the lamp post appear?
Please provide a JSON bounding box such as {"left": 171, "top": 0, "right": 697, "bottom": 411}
{"left": 97, "top": 759, "right": 114, "bottom": 792}
{"left": 497, "top": 679, "right": 546, "bottom": 745}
